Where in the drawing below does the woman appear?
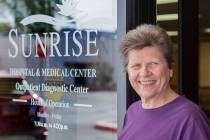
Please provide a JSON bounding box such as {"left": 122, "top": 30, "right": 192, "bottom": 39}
{"left": 118, "top": 24, "right": 210, "bottom": 140}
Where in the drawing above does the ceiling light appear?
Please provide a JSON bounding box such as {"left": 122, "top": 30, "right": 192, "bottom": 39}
{"left": 204, "top": 28, "right": 210, "bottom": 33}
{"left": 157, "top": 0, "right": 178, "bottom": 4}
{"left": 167, "top": 31, "right": 178, "bottom": 36}
{"left": 157, "top": 14, "right": 178, "bottom": 21}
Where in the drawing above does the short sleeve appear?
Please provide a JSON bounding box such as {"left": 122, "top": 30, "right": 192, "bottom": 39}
{"left": 182, "top": 119, "right": 210, "bottom": 140}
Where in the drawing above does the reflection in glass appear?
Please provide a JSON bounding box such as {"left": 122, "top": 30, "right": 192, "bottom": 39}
{"left": 0, "top": 0, "right": 117, "bottom": 139}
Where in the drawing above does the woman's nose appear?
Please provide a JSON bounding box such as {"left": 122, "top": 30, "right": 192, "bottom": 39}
{"left": 139, "top": 65, "right": 151, "bottom": 77}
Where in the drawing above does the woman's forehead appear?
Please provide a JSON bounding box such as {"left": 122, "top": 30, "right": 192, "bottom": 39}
{"left": 128, "top": 46, "right": 164, "bottom": 58}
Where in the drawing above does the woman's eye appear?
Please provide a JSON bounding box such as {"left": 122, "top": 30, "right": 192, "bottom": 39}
{"left": 132, "top": 64, "right": 141, "bottom": 69}
{"left": 152, "top": 62, "right": 157, "bottom": 64}
{"left": 151, "top": 62, "right": 158, "bottom": 65}
{"left": 148, "top": 62, "right": 159, "bottom": 67}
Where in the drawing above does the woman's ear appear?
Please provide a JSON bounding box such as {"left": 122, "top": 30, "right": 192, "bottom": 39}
{"left": 169, "top": 69, "right": 173, "bottom": 78}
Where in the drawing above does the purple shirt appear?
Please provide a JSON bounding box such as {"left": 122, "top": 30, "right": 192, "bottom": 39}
{"left": 118, "top": 96, "right": 210, "bottom": 140}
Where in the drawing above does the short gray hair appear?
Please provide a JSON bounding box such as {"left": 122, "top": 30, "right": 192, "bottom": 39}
{"left": 120, "top": 24, "right": 174, "bottom": 71}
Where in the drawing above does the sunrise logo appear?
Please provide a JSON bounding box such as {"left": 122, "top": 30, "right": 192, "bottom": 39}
{"left": 57, "top": 0, "right": 81, "bottom": 17}
{"left": 20, "top": 0, "right": 87, "bottom": 26}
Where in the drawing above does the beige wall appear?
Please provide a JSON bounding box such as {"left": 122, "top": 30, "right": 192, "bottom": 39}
{"left": 170, "top": 42, "right": 210, "bottom": 88}
{"left": 199, "top": 42, "right": 210, "bottom": 87}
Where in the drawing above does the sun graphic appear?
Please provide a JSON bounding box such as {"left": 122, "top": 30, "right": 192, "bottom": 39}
{"left": 56, "top": 0, "right": 81, "bottom": 17}
{"left": 44, "top": 76, "right": 64, "bottom": 101}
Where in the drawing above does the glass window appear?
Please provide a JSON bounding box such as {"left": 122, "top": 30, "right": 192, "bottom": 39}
{"left": 0, "top": 0, "right": 119, "bottom": 139}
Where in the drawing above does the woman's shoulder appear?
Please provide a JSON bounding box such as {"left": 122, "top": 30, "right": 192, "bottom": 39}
{"left": 126, "top": 100, "right": 141, "bottom": 114}
{"left": 176, "top": 96, "right": 209, "bottom": 122}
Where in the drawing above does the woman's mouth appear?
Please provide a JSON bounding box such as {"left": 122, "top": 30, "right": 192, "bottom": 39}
{"left": 139, "top": 80, "right": 156, "bottom": 86}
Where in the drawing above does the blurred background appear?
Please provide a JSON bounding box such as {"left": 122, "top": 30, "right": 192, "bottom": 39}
{"left": 156, "top": 0, "right": 210, "bottom": 117}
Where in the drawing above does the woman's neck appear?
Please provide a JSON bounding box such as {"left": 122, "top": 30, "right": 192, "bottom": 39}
{"left": 141, "top": 88, "right": 179, "bottom": 109}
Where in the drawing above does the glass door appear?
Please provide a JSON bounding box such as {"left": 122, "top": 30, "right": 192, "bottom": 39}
{"left": 0, "top": 0, "right": 123, "bottom": 139}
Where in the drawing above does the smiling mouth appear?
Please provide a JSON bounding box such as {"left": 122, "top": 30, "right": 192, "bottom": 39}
{"left": 139, "top": 80, "right": 156, "bottom": 86}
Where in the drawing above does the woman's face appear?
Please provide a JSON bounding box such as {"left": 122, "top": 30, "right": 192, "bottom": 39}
{"left": 127, "top": 46, "right": 173, "bottom": 100}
